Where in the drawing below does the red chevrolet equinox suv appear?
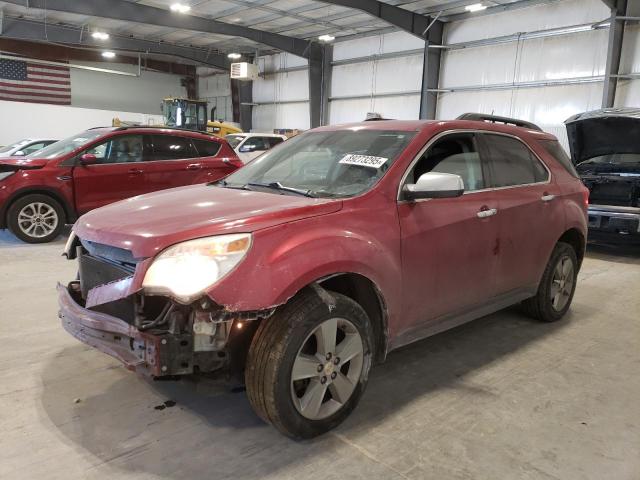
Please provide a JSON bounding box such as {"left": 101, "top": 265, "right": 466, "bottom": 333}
{"left": 59, "top": 114, "right": 588, "bottom": 438}
{"left": 0, "top": 126, "right": 242, "bottom": 243}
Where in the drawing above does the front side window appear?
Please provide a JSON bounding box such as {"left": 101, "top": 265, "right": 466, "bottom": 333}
{"left": 267, "top": 136, "right": 285, "bottom": 148}
{"left": 482, "top": 134, "right": 548, "bottom": 187}
{"left": 147, "top": 135, "right": 196, "bottom": 161}
{"left": 220, "top": 129, "right": 416, "bottom": 198}
{"left": 409, "top": 133, "right": 486, "bottom": 192}
{"left": 21, "top": 142, "right": 49, "bottom": 155}
{"left": 240, "top": 137, "right": 269, "bottom": 152}
{"left": 85, "top": 134, "right": 145, "bottom": 164}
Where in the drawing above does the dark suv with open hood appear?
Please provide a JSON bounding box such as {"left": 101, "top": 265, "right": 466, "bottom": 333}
{"left": 566, "top": 108, "right": 640, "bottom": 243}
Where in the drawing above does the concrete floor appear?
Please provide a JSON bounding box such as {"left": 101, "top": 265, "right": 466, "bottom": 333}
{"left": 0, "top": 229, "right": 638, "bottom": 480}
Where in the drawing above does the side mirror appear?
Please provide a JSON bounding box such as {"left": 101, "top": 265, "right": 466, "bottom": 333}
{"left": 13, "top": 150, "right": 25, "bottom": 156}
{"left": 402, "top": 172, "right": 464, "bottom": 200}
{"left": 80, "top": 153, "right": 98, "bottom": 165}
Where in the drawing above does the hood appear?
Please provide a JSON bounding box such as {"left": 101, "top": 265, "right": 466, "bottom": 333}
{"left": 565, "top": 108, "right": 640, "bottom": 165}
{"left": 74, "top": 184, "right": 343, "bottom": 258}
{"left": 0, "top": 157, "right": 49, "bottom": 171}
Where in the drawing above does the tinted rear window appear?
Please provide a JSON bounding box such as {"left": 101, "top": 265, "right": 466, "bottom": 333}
{"left": 148, "top": 135, "right": 197, "bottom": 160}
{"left": 483, "top": 134, "right": 548, "bottom": 187}
{"left": 192, "top": 139, "right": 221, "bottom": 157}
{"left": 539, "top": 140, "right": 579, "bottom": 178}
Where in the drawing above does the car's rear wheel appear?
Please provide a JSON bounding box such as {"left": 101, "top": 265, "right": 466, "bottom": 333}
{"left": 522, "top": 241, "right": 578, "bottom": 322}
{"left": 7, "top": 194, "right": 65, "bottom": 243}
{"left": 245, "top": 289, "right": 373, "bottom": 439}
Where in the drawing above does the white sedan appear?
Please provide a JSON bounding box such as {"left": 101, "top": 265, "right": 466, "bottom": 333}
{"left": 0, "top": 138, "right": 58, "bottom": 158}
{"left": 225, "top": 133, "right": 288, "bottom": 164}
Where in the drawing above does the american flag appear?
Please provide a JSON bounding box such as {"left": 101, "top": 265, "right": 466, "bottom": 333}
{"left": 0, "top": 58, "right": 71, "bottom": 105}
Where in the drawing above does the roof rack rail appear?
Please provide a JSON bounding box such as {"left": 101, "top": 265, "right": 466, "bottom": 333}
{"left": 456, "top": 113, "right": 542, "bottom": 131}
{"left": 113, "top": 125, "right": 210, "bottom": 135}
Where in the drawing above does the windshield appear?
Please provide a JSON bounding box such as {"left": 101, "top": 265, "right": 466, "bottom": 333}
{"left": 226, "top": 134, "right": 245, "bottom": 149}
{"left": 580, "top": 153, "right": 640, "bottom": 165}
{"left": 220, "top": 129, "right": 415, "bottom": 198}
{"left": 0, "top": 139, "right": 30, "bottom": 154}
{"left": 27, "top": 130, "right": 107, "bottom": 159}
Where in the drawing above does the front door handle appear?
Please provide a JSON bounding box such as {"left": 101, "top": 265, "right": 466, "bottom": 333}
{"left": 541, "top": 193, "right": 556, "bottom": 202}
{"left": 186, "top": 163, "right": 202, "bottom": 170}
{"left": 477, "top": 207, "right": 498, "bottom": 219}
{"left": 128, "top": 168, "right": 143, "bottom": 175}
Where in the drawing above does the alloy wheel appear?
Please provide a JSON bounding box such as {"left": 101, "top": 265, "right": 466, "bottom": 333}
{"left": 550, "top": 255, "right": 574, "bottom": 311}
{"left": 17, "top": 202, "right": 59, "bottom": 239}
{"left": 290, "top": 317, "right": 364, "bottom": 420}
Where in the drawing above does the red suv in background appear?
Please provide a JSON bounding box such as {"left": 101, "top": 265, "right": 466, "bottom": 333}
{"left": 59, "top": 114, "right": 588, "bottom": 438}
{"left": 0, "top": 127, "right": 242, "bottom": 243}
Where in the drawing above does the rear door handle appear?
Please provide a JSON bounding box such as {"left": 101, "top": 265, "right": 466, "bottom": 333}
{"left": 128, "top": 168, "right": 143, "bottom": 175}
{"left": 541, "top": 193, "right": 556, "bottom": 202}
{"left": 186, "top": 163, "right": 202, "bottom": 170}
{"left": 477, "top": 207, "right": 498, "bottom": 218}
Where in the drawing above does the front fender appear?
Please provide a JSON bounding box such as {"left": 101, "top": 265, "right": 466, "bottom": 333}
{"left": 205, "top": 213, "right": 402, "bottom": 317}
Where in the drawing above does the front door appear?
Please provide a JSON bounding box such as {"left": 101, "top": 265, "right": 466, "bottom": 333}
{"left": 72, "top": 134, "right": 147, "bottom": 214}
{"left": 397, "top": 132, "right": 500, "bottom": 338}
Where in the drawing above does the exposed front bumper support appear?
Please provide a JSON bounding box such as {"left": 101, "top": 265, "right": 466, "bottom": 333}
{"left": 57, "top": 283, "right": 191, "bottom": 377}
{"left": 587, "top": 205, "right": 640, "bottom": 240}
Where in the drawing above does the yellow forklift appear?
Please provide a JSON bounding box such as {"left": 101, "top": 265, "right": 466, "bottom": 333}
{"left": 161, "top": 98, "right": 242, "bottom": 137}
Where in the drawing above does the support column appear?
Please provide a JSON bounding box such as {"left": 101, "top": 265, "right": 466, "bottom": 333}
{"left": 419, "top": 21, "right": 444, "bottom": 120}
{"left": 308, "top": 43, "right": 333, "bottom": 128}
{"left": 231, "top": 78, "right": 253, "bottom": 132}
{"left": 602, "top": 0, "right": 628, "bottom": 108}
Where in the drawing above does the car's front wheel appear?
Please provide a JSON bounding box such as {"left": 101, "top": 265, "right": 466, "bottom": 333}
{"left": 245, "top": 289, "right": 373, "bottom": 438}
{"left": 7, "top": 194, "right": 66, "bottom": 243}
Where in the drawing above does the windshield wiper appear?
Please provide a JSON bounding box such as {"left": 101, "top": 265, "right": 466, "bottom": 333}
{"left": 246, "top": 181, "right": 316, "bottom": 198}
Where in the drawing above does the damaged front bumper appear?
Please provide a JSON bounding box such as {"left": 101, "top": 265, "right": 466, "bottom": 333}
{"left": 58, "top": 282, "right": 193, "bottom": 377}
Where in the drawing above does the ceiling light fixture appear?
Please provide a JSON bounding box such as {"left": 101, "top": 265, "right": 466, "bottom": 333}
{"left": 465, "top": 3, "right": 487, "bottom": 12}
{"left": 102, "top": 51, "right": 116, "bottom": 59}
{"left": 91, "top": 31, "right": 110, "bottom": 40}
{"left": 170, "top": 3, "right": 191, "bottom": 13}
{"left": 227, "top": 53, "right": 242, "bottom": 59}
{"left": 318, "top": 34, "right": 335, "bottom": 42}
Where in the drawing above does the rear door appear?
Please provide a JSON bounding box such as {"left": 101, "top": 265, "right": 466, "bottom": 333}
{"left": 72, "top": 134, "right": 147, "bottom": 214}
{"left": 141, "top": 134, "right": 202, "bottom": 190}
{"left": 478, "top": 133, "right": 564, "bottom": 295}
{"left": 191, "top": 138, "right": 236, "bottom": 182}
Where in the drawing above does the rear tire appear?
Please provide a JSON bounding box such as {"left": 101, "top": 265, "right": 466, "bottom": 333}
{"left": 7, "top": 194, "right": 65, "bottom": 244}
{"left": 522, "top": 242, "right": 578, "bottom": 322}
{"left": 245, "top": 288, "right": 373, "bottom": 439}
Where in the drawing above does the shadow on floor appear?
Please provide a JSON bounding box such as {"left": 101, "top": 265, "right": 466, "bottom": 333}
{"left": 0, "top": 226, "right": 70, "bottom": 247}
{"left": 40, "top": 306, "right": 568, "bottom": 479}
{"left": 585, "top": 241, "right": 640, "bottom": 264}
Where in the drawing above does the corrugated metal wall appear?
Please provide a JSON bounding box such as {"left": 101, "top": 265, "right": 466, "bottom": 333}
{"left": 241, "top": 0, "right": 639, "bottom": 139}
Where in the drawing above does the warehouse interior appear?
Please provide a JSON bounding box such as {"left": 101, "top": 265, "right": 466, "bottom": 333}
{"left": 0, "top": 0, "right": 639, "bottom": 479}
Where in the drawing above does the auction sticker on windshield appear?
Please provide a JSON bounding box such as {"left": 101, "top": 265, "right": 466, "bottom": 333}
{"left": 339, "top": 154, "right": 388, "bottom": 169}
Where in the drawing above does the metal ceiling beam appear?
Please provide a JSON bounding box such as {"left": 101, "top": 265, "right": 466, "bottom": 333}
{"left": 442, "top": 0, "right": 561, "bottom": 22}
{"left": 315, "top": 0, "right": 443, "bottom": 41}
{"left": 1, "top": 0, "right": 315, "bottom": 58}
{"left": 602, "top": 0, "right": 628, "bottom": 107}
{"left": 0, "top": 16, "right": 230, "bottom": 70}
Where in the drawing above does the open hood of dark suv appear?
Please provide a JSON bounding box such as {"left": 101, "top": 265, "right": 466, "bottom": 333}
{"left": 565, "top": 108, "right": 640, "bottom": 165}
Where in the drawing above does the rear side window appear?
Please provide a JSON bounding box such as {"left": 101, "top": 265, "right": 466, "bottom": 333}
{"left": 539, "top": 140, "right": 579, "bottom": 178}
{"left": 192, "top": 139, "right": 221, "bottom": 157}
{"left": 482, "top": 134, "right": 548, "bottom": 187}
{"left": 147, "top": 135, "right": 197, "bottom": 161}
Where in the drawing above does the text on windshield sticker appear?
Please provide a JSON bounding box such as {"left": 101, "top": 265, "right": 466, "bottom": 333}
{"left": 339, "top": 154, "right": 388, "bottom": 169}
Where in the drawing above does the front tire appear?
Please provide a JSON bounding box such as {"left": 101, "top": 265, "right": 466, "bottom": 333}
{"left": 7, "top": 194, "right": 66, "bottom": 243}
{"left": 245, "top": 289, "right": 373, "bottom": 439}
{"left": 522, "top": 241, "right": 578, "bottom": 322}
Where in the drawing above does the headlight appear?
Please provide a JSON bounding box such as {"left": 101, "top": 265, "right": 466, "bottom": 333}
{"left": 142, "top": 233, "right": 251, "bottom": 303}
{"left": 0, "top": 171, "right": 15, "bottom": 181}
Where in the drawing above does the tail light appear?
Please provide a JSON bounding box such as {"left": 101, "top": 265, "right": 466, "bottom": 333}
{"left": 582, "top": 187, "right": 589, "bottom": 208}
